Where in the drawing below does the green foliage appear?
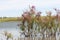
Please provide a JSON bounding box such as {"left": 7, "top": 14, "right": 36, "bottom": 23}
{"left": 20, "top": 25, "right": 25, "bottom": 31}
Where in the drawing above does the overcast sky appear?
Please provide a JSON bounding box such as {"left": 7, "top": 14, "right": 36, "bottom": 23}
{"left": 0, "top": 0, "right": 60, "bottom": 17}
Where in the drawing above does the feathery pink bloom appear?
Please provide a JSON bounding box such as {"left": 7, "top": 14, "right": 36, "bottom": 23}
{"left": 36, "top": 12, "right": 41, "bottom": 16}
{"left": 31, "top": 6, "right": 35, "bottom": 9}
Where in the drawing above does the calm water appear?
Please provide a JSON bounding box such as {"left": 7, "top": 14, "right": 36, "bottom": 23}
{"left": 0, "top": 21, "right": 60, "bottom": 40}
{"left": 0, "top": 21, "right": 21, "bottom": 40}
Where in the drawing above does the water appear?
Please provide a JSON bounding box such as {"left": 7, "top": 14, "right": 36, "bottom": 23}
{"left": 0, "top": 21, "right": 60, "bottom": 40}
{"left": 0, "top": 21, "right": 21, "bottom": 40}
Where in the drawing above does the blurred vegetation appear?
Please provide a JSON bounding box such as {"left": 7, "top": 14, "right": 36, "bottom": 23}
{"left": 0, "top": 6, "right": 60, "bottom": 40}
{"left": 0, "top": 17, "right": 23, "bottom": 22}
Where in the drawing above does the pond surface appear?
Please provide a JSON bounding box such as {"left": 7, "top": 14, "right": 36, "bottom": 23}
{"left": 0, "top": 21, "right": 60, "bottom": 40}
{"left": 0, "top": 21, "right": 21, "bottom": 40}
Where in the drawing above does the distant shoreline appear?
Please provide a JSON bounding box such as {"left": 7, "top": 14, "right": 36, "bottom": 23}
{"left": 0, "top": 16, "right": 56, "bottom": 22}
{"left": 0, "top": 17, "right": 22, "bottom": 22}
